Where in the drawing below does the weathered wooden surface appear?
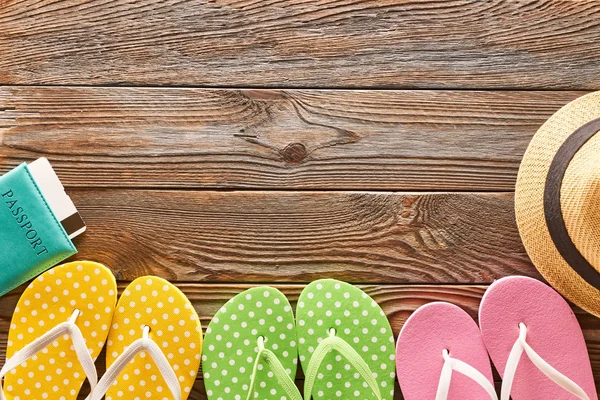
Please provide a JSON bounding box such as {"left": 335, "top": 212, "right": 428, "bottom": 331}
{"left": 1, "top": 1, "right": 599, "bottom": 88}
{"left": 0, "top": 87, "right": 585, "bottom": 191}
{"left": 59, "top": 189, "right": 534, "bottom": 283}
{"left": 1, "top": 0, "right": 599, "bottom": 397}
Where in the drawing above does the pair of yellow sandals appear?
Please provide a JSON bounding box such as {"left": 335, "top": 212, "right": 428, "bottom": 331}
{"left": 0, "top": 261, "right": 202, "bottom": 400}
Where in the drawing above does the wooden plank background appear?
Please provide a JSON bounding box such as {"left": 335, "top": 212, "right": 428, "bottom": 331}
{"left": 1, "top": 0, "right": 600, "bottom": 89}
{"left": 0, "top": 88, "right": 587, "bottom": 191}
{"left": 1, "top": 0, "right": 599, "bottom": 398}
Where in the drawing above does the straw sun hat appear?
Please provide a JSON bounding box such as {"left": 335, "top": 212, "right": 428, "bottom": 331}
{"left": 515, "top": 91, "right": 600, "bottom": 318}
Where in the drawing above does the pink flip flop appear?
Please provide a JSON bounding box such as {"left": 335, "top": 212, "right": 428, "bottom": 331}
{"left": 479, "top": 276, "right": 597, "bottom": 400}
{"left": 396, "top": 302, "right": 497, "bottom": 400}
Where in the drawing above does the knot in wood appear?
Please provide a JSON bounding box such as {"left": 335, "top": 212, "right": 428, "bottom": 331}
{"left": 282, "top": 143, "right": 307, "bottom": 164}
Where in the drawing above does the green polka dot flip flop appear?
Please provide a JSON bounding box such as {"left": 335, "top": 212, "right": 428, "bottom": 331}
{"left": 296, "top": 279, "right": 396, "bottom": 400}
{"left": 202, "top": 287, "right": 302, "bottom": 400}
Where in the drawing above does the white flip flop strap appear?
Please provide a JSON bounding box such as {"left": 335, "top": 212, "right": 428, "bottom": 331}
{"left": 501, "top": 323, "right": 590, "bottom": 400}
{"left": 0, "top": 310, "right": 97, "bottom": 400}
{"left": 90, "top": 329, "right": 181, "bottom": 400}
{"left": 435, "top": 350, "right": 498, "bottom": 400}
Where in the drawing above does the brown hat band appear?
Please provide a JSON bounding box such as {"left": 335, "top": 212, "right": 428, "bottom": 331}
{"left": 544, "top": 117, "right": 600, "bottom": 290}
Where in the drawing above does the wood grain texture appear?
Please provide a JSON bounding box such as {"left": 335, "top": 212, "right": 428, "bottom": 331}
{"left": 183, "top": 381, "right": 405, "bottom": 400}
{"left": 1, "top": 0, "right": 598, "bottom": 397}
{"left": 1, "top": 1, "right": 599, "bottom": 88}
{"left": 41, "top": 189, "right": 537, "bottom": 283}
{"left": 0, "top": 284, "right": 596, "bottom": 398}
{"left": 0, "top": 87, "right": 584, "bottom": 190}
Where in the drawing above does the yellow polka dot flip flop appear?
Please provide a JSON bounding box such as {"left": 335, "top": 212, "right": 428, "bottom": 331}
{"left": 90, "top": 276, "right": 202, "bottom": 400}
{"left": 0, "top": 261, "right": 118, "bottom": 400}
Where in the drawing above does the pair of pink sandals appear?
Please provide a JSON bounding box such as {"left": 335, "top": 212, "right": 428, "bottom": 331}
{"left": 396, "top": 276, "right": 597, "bottom": 399}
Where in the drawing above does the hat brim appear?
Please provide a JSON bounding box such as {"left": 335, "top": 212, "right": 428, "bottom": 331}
{"left": 515, "top": 91, "right": 600, "bottom": 317}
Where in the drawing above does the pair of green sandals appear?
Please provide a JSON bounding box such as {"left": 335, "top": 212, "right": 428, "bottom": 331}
{"left": 202, "top": 279, "right": 396, "bottom": 400}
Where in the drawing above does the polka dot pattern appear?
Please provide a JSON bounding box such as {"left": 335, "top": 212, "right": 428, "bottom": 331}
{"left": 105, "top": 276, "right": 202, "bottom": 400}
{"left": 296, "top": 279, "right": 396, "bottom": 400}
{"left": 4, "top": 261, "right": 117, "bottom": 400}
{"left": 203, "top": 287, "right": 298, "bottom": 400}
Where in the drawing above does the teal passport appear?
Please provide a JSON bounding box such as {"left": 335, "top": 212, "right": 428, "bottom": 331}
{"left": 0, "top": 163, "right": 77, "bottom": 296}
